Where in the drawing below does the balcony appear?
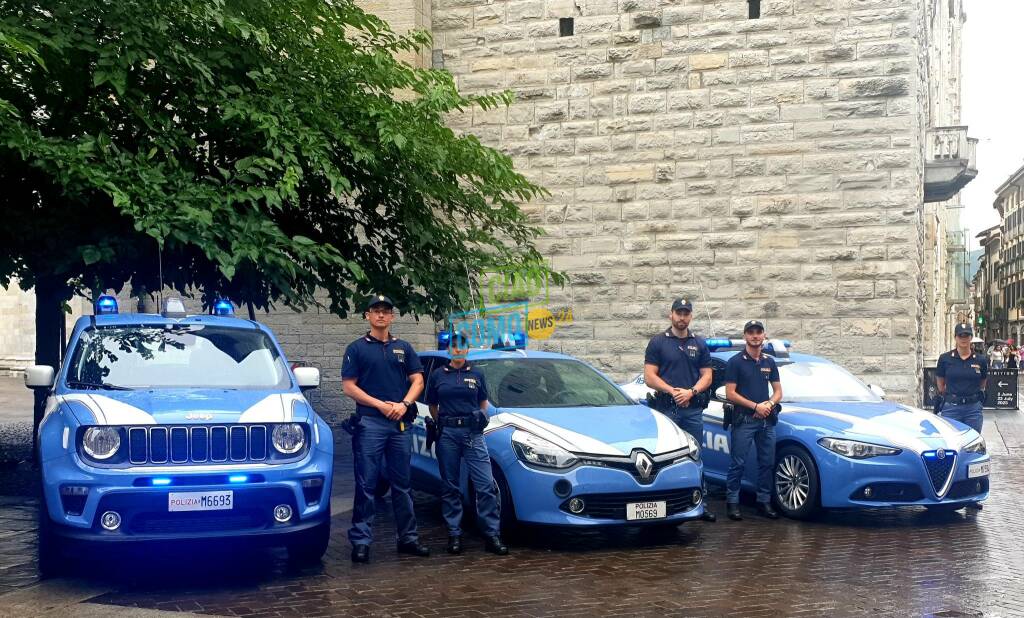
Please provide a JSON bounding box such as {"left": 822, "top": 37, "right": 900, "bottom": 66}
{"left": 925, "top": 126, "right": 978, "bottom": 203}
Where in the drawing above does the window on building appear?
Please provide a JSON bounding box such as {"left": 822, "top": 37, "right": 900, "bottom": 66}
{"left": 748, "top": 0, "right": 761, "bottom": 19}
{"left": 559, "top": 17, "right": 574, "bottom": 37}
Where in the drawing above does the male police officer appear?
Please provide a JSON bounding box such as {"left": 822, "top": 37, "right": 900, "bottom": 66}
{"left": 724, "top": 320, "right": 782, "bottom": 521}
{"left": 644, "top": 298, "right": 717, "bottom": 522}
{"left": 342, "top": 295, "right": 430, "bottom": 563}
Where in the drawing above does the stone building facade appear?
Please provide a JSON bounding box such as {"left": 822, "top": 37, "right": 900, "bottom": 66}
{"left": 0, "top": 0, "right": 977, "bottom": 411}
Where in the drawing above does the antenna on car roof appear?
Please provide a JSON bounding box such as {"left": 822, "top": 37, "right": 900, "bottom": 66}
{"left": 698, "top": 278, "right": 716, "bottom": 337}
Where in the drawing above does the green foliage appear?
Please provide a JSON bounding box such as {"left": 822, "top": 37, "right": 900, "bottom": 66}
{"left": 0, "top": 0, "right": 560, "bottom": 319}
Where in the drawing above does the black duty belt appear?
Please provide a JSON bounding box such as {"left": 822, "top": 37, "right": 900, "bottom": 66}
{"left": 945, "top": 392, "right": 982, "bottom": 405}
{"left": 439, "top": 416, "right": 474, "bottom": 428}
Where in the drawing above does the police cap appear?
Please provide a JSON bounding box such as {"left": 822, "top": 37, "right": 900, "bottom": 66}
{"left": 364, "top": 294, "right": 395, "bottom": 312}
{"left": 954, "top": 322, "right": 973, "bottom": 337}
{"left": 743, "top": 319, "right": 765, "bottom": 333}
{"left": 671, "top": 298, "right": 693, "bottom": 312}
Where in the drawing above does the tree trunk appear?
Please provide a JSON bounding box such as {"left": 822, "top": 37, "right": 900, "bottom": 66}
{"left": 33, "top": 277, "right": 67, "bottom": 460}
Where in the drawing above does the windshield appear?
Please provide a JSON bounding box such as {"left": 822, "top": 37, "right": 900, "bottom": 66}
{"left": 779, "top": 361, "right": 882, "bottom": 403}
{"left": 473, "top": 358, "right": 632, "bottom": 408}
{"left": 65, "top": 325, "right": 291, "bottom": 390}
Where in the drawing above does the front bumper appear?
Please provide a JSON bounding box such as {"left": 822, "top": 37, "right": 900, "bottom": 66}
{"left": 501, "top": 456, "right": 705, "bottom": 526}
{"left": 40, "top": 449, "right": 333, "bottom": 542}
{"left": 816, "top": 446, "right": 991, "bottom": 508}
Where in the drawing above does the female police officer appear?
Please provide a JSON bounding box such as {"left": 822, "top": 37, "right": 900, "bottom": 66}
{"left": 935, "top": 322, "right": 987, "bottom": 511}
{"left": 425, "top": 331, "right": 509, "bottom": 556}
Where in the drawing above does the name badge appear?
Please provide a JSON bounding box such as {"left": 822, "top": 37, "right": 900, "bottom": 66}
{"left": 392, "top": 348, "right": 406, "bottom": 363}
{"left": 463, "top": 377, "right": 478, "bottom": 388}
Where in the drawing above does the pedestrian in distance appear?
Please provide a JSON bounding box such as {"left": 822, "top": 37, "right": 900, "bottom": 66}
{"left": 643, "top": 298, "right": 717, "bottom": 522}
{"left": 1007, "top": 345, "right": 1019, "bottom": 371}
{"left": 425, "top": 331, "right": 508, "bottom": 556}
{"left": 989, "top": 343, "right": 1004, "bottom": 370}
{"left": 342, "top": 294, "right": 430, "bottom": 563}
{"left": 724, "top": 320, "right": 783, "bottom": 521}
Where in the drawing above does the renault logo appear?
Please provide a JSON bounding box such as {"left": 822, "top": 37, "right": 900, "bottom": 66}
{"left": 635, "top": 452, "right": 654, "bottom": 481}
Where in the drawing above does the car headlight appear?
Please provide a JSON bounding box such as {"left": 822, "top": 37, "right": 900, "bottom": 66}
{"left": 963, "top": 435, "right": 986, "bottom": 454}
{"left": 82, "top": 427, "right": 120, "bottom": 460}
{"left": 511, "top": 430, "right": 578, "bottom": 469}
{"left": 272, "top": 423, "right": 306, "bottom": 454}
{"left": 683, "top": 430, "right": 701, "bottom": 461}
{"left": 818, "top": 437, "right": 901, "bottom": 459}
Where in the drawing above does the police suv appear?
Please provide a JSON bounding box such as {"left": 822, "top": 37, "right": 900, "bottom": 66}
{"left": 26, "top": 296, "right": 333, "bottom": 575}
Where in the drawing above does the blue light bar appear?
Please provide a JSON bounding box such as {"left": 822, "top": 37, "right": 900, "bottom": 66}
{"left": 512, "top": 331, "right": 527, "bottom": 349}
{"left": 95, "top": 295, "right": 119, "bottom": 315}
{"left": 437, "top": 331, "right": 452, "bottom": 350}
{"left": 706, "top": 338, "right": 733, "bottom": 350}
{"left": 213, "top": 298, "right": 234, "bottom": 316}
{"left": 228, "top": 474, "right": 249, "bottom": 483}
{"left": 151, "top": 478, "right": 172, "bottom": 486}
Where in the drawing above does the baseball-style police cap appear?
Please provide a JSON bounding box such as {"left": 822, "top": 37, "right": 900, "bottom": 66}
{"left": 671, "top": 298, "right": 693, "bottom": 312}
{"left": 954, "top": 323, "right": 973, "bottom": 337}
{"left": 364, "top": 294, "right": 395, "bottom": 312}
{"left": 743, "top": 319, "right": 765, "bottom": 333}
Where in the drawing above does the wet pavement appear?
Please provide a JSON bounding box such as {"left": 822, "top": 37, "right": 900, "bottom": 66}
{"left": 0, "top": 410, "right": 1022, "bottom": 617}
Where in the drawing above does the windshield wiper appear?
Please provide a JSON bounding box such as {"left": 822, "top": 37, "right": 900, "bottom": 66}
{"left": 66, "top": 380, "right": 133, "bottom": 391}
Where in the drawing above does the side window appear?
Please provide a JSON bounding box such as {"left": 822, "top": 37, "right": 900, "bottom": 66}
{"left": 710, "top": 358, "right": 729, "bottom": 399}
{"left": 417, "top": 357, "right": 437, "bottom": 403}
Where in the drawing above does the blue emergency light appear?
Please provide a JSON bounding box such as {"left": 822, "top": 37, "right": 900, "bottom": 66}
{"left": 437, "top": 331, "right": 452, "bottom": 350}
{"left": 228, "top": 475, "right": 249, "bottom": 483}
{"left": 94, "top": 295, "right": 119, "bottom": 315}
{"left": 151, "top": 477, "right": 172, "bottom": 486}
{"left": 212, "top": 298, "right": 234, "bottom": 316}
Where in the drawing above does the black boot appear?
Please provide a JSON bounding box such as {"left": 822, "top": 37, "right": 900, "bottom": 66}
{"left": 700, "top": 508, "right": 717, "bottom": 522}
{"left": 485, "top": 536, "right": 509, "bottom": 555}
{"left": 446, "top": 535, "right": 463, "bottom": 555}
{"left": 757, "top": 502, "right": 779, "bottom": 519}
{"left": 351, "top": 545, "right": 370, "bottom": 563}
{"left": 397, "top": 541, "right": 431, "bottom": 557}
{"left": 727, "top": 503, "right": 742, "bottom": 521}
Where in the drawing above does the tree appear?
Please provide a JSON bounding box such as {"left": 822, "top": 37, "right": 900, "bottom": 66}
{"left": 1, "top": 0, "right": 561, "bottom": 434}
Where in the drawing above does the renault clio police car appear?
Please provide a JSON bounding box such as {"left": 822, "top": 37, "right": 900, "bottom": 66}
{"left": 408, "top": 332, "right": 705, "bottom": 529}
{"left": 621, "top": 339, "right": 991, "bottom": 519}
{"left": 26, "top": 296, "right": 333, "bottom": 575}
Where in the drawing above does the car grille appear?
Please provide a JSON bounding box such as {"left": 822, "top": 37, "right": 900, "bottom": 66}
{"left": 922, "top": 450, "right": 957, "bottom": 496}
{"left": 128, "top": 425, "right": 269, "bottom": 465}
{"left": 947, "top": 477, "right": 989, "bottom": 500}
{"left": 129, "top": 510, "right": 266, "bottom": 535}
{"left": 561, "top": 488, "right": 701, "bottom": 520}
{"left": 849, "top": 482, "right": 924, "bottom": 502}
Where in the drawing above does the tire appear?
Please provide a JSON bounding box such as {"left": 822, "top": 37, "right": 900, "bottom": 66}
{"left": 493, "top": 467, "right": 518, "bottom": 534}
{"left": 773, "top": 445, "right": 820, "bottom": 520}
{"left": 287, "top": 513, "right": 331, "bottom": 566}
{"left": 37, "top": 492, "right": 60, "bottom": 579}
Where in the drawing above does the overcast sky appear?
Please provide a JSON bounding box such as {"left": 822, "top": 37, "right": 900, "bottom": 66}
{"left": 961, "top": 1, "right": 1024, "bottom": 250}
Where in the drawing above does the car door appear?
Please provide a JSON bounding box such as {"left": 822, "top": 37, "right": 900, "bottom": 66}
{"left": 701, "top": 358, "right": 733, "bottom": 483}
{"left": 409, "top": 355, "right": 442, "bottom": 492}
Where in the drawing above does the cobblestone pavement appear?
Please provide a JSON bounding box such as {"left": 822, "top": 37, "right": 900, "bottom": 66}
{"left": 1, "top": 411, "right": 1023, "bottom": 617}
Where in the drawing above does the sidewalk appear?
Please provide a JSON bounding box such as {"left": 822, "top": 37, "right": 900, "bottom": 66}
{"left": 0, "top": 377, "right": 33, "bottom": 464}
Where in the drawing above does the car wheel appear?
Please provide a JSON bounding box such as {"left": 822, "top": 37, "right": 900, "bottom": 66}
{"left": 37, "top": 490, "right": 60, "bottom": 579}
{"left": 773, "top": 445, "right": 820, "bottom": 520}
{"left": 287, "top": 511, "right": 331, "bottom": 566}
{"left": 493, "top": 467, "right": 518, "bottom": 534}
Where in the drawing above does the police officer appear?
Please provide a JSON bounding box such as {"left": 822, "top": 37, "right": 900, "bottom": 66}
{"left": 936, "top": 323, "right": 987, "bottom": 509}
{"left": 724, "top": 320, "right": 782, "bottom": 521}
{"left": 644, "top": 298, "right": 717, "bottom": 522}
{"left": 342, "top": 295, "right": 430, "bottom": 563}
{"left": 425, "top": 331, "right": 508, "bottom": 556}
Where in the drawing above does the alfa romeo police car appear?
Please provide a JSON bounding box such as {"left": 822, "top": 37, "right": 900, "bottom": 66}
{"left": 621, "top": 339, "right": 991, "bottom": 519}
{"left": 408, "top": 333, "right": 705, "bottom": 529}
{"left": 25, "top": 296, "right": 333, "bottom": 576}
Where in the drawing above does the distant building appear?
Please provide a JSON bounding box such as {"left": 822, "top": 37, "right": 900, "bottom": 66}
{"left": 993, "top": 163, "right": 1024, "bottom": 343}
{"left": 973, "top": 225, "right": 1001, "bottom": 341}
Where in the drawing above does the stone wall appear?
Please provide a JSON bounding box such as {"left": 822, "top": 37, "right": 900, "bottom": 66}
{"left": 430, "top": 0, "right": 929, "bottom": 401}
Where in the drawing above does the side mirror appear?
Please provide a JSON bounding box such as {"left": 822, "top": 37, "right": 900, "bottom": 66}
{"left": 868, "top": 384, "right": 886, "bottom": 399}
{"left": 715, "top": 386, "right": 727, "bottom": 401}
{"left": 24, "top": 365, "right": 55, "bottom": 389}
{"left": 294, "top": 366, "right": 320, "bottom": 391}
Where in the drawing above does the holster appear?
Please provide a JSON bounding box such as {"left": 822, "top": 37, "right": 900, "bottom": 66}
{"left": 425, "top": 417, "right": 440, "bottom": 452}
{"left": 340, "top": 413, "right": 362, "bottom": 436}
{"left": 471, "top": 410, "right": 490, "bottom": 431}
{"left": 766, "top": 403, "right": 782, "bottom": 427}
{"left": 645, "top": 391, "right": 675, "bottom": 414}
{"left": 722, "top": 402, "right": 735, "bottom": 431}
{"left": 932, "top": 395, "right": 945, "bottom": 414}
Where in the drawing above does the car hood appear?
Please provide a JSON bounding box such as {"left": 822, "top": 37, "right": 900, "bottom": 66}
{"left": 487, "top": 405, "right": 692, "bottom": 457}
{"left": 782, "top": 400, "right": 974, "bottom": 453}
{"left": 55, "top": 389, "right": 310, "bottom": 425}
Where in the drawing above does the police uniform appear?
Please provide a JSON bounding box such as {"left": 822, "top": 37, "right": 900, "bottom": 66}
{"left": 425, "top": 362, "right": 508, "bottom": 555}
{"left": 936, "top": 323, "right": 987, "bottom": 433}
{"left": 724, "top": 321, "right": 780, "bottom": 517}
{"left": 342, "top": 296, "right": 426, "bottom": 560}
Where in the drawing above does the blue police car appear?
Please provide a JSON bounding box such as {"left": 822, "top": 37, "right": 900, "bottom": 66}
{"left": 407, "top": 334, "right": 705, "bottom": 529}
{"left": 621, "top": 339, "right": 991, "bottom": 519}
{"left": 25, "top": 296, "right": 334, "bottom": 575}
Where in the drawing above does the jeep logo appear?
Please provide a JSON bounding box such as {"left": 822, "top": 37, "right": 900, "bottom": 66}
{"left": 185, "top": 412, "right": 214, "bottom": 421}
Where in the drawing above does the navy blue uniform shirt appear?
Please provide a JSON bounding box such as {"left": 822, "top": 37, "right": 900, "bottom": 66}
{"left": 341, "top": 332, "right": 423, "bottom": 417}
{"left": 644, "top": 329, "right": 712, "bottom": 390}
{"left": 425, "top": 363, "right": 488, "bottom": 418}
{"left": 724, "top": 351, "right": 780, "bottom": 408}
{"left": 935, "top": 350, "right": 987, "bottom": 396}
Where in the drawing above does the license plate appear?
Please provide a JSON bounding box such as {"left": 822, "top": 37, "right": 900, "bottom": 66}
{"left": 968, "top": 462, "right": 991, "bottom": 478}
{"left": 626, "top": 501, "right": 666, "bottom": 521}
{"left": 168, "top": 491, "right": 233, "bottom": 512}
